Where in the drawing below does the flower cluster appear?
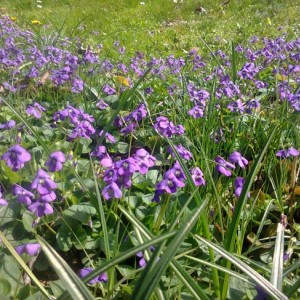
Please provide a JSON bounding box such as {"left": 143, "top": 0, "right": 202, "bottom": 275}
{"left": 11, "top": 151, "right": 65, "bottom": 218}
{"left": 113, "top": 103, "right": 148, "bottom": 135}
{"left": 153, "top": 116, "right": 184, "bottom": 138}
{"left": 98, "top": 148, "right": 156, "bottom": 200}
{"left": 215, "top": 151, "right": 248, "bottom": 177}
{"left": 53, "top": 105, "right": 95, "bottom": 139}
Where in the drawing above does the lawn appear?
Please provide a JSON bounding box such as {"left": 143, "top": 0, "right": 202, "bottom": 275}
{"left": 0, "top": 0, "right": 300, "bottom": 299}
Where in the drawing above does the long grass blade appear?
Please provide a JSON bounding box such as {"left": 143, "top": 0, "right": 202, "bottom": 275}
{"left": 37, "top": 235, "right": 95, "bottom": 300}
{"left": 195, "top": 235, "right": 288, "bottom": 300}
{"left": 270, "top": 219, "right": 285, "bottom": 291}
{"left": 0, "top": 231, "right": 53, "bottom": 299}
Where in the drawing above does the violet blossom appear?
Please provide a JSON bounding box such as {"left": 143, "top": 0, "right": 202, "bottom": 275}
{"left": 0, "top": 192, "right": 8, "bottom": 206}
{"left": 102, "top": 182, "right": 122, "bottom": 200}
{"left": 15, "top": 243, "right": 40, "bottom": 256}
{"left": 191, "top": 167, "right": 206, "bottom": 186}
{"left": 229, "top": 151, "right": 248, "bottom": 168}
{"left": 0, "top": 120, "right": 16, "bottom": 130}
{"left": 45, "top": 151, "right": 66, "bottom": 172}
{"left": 167, "top": 144, "right": 193, "bottom": 160}
{"left": 26, "top": 102, "right": 46, "bottom": 119}
{"left": 215, "top": 156, "right": 235, "bottom": 177}
{"left": 13, "top": 185, "right": 35, "bottom": 205}
{"left": 234, "top": 177, "right": 247, "bottom": 197}
{"left": 78, "top": 267, "right": 107, "bottom": 285}
{"left": 1, "top": 145, "right": 31, "bottom": 171}
{"left": 276, "top": 147, "right": 299, "bottom": 158}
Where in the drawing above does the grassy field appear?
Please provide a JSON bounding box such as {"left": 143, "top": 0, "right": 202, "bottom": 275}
{"left": 0, "top": 1, "right": 300, "bottom": 299}
{"left": 2, "top": 0, "right": 300, "bottom": 57}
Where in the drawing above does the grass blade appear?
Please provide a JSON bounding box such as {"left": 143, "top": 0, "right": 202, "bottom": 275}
{"left": 270, "top": 219, "right": 285, "bottom": 291}
{"left": 195, "top": 235, "right": 288, "bottom": 300}
{"left": 0, "top": 231, "right": 53, "bottom": 299}
{"left": 37, "top": 235, "right": 95, "bottom": 300}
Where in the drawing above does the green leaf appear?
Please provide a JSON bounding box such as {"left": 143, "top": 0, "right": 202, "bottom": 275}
{"left": 56, "top": 224, "right": 73, "bottom": 252}
{"left": 0, "top": 278, "right": 11, "bottom": 296}
{"left": 0, "top": 160, "right": 21, "bottom": 184}
{"left": 63, "top": 203, "right": 97, "bottom": 224}
{"left": 0, "top": 205, "right": 15, "bottom": 226}
{"left": 22, "top": 211, "right": 37, "bottom": 233}
{"left": 72, "top": 226, "right": 88, "bottom": 250}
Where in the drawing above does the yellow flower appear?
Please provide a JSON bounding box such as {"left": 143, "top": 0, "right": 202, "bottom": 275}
{"left": 31, "top": 20, "right": 41, "bottom": 25}
{"left": 10, "top": 16, "right": 17, "bottom": 21}
{"left": 115, "top": 75, "right": 130, "bottom": 87}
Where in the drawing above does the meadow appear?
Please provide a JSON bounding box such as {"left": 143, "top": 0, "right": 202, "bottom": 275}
{"left": 0, "top": 0, "right": 300, "bottom": 299}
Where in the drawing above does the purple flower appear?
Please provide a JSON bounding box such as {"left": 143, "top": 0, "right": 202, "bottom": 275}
{"left": 13, "top": 185, "right": 35, "bottom": 205}
{"left": 120, "top": 122, "right": 138, "bottom": 135}
{"left": 0, "top": 120, "right": 16, "bottom": 130}
{"left": 227, "top": 99, "right": 245, "bottom": 114}
{"left": 27, "top": 201, "right": 54, "bottom": 217}
{"left": 78, "top": 267, "right": 107, "bottom": 285}
{"left": 234, "top": 177, "right": 248, "bottom": 197}
{"left": 91, "top": 146, "right": 113, "bottom": 168}
{"left": 188, "top": 106, "right": 204, "bottom": 118}
{"left": 132, "top": 148, "right": 156, "bottom": 175}
{"left": 96, "top": 99, "right": 109, "bottom": 110}
{"left": 154, "top": 116, "right": 173, "bottom": 138}
{"left": 144, "top": 87, "right": 154, "bottom": 95}
{"left": 136, "top": 246, "right": 155, "bottom": 268}
{"left": 191, "top": 167, "right": 206, "bottom": 186}
{"left": 229, "top": 151, "right": 248, "bottom": 168}
{"left": 167, "top": 144, "right": 193, "bottom": 160}
{"left": 0, "top": 192, "right": 8, "bottom": 206}
{"left": 125, "top": 103, "right": 147, "bottom": 122}
{"left": 1, "top": 145, "right": 31, "bottom": 171}
{"left": 71, "top": 77, "right": 84, "bottom": 93}
{"left": 156, "top": 171, "right": 185, "bottom": 194}
{"left": 103, "top": 84, "right": 116, "bottom": 95}
{"left": 115, "top": 157, "right": 138, "bottom": 177}
{"left": 276, "top": 147, "right": 299, "bottom": 158}
{"left": 102, "top": 182, "right": 122, "bottom": 200}
{"left": 99, "top": 130, "right": 116, "bottom": 144}
{"left": 136, "top": 251, "right": 147, "bottom": 268}
{"left": 31, "top": 169, "right": 57, "bottom": 194}
{"left": 45, "top": 151, "right": 66, "bottom": 172}
{"left": 15, "top": 243, "right": 40, "bottom": 256}
{"left": 215, "top": 156, "right": 235, "bottom": 177}
{"left": 26, "top": 102, "right": 46, "bottom": 119}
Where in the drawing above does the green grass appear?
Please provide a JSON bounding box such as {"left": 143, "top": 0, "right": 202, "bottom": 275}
{"left": 2, "top": 0, "right": 300, "bottom": 58}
